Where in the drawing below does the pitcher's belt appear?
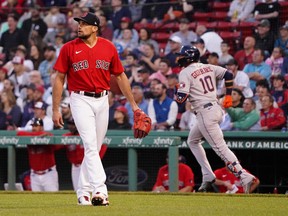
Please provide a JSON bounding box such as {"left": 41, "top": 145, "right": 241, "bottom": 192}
{"left": 73, "top": 90, "right": 108, "bottom": 98}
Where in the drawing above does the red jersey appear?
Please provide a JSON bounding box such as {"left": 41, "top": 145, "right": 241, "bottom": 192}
{"left": 63, "top": 132, "right": 84, "bottom": 165}
{"left": 234, "top": 49, "right": 254, "bottom": 70}
{"left": 63, "top": 132, "right": 108, "bottom": 164}
{"left": 214, "top": 167, "right": 244, "bottom": 193}
{"left": 260, "top": 107, "right": 286, "bottom": 130}
{"left": 152, "top": 163, "right": 195, "bottom": 191}
{"left": 53, "top": 37, "right": 124, "bottom": 93}
{"left": 17, "top": 131, "right": 59, "bottom": 171}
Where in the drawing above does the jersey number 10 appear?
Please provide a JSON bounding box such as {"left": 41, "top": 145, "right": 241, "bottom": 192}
{"left": 199, "top": 75, "right": 215, "bottom": 94}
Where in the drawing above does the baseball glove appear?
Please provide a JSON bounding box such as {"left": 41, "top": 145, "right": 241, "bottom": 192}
{"left": 133, "top": 109, "right": 152, "bottom": 138}
{"left": 223, "top": 95, "right": 233, "bottom": 108}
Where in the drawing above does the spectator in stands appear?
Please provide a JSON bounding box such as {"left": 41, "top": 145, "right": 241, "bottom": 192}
{"left": 67, "top": 5, "right": 82, "bottom": 41}
{"left": 149, "top": 58, "right": 172, "bottom": 85}
{"left": 29, "top": 70, "right": 44, "bottom": 87}
{"left": 164, "top": 18, "right": 197, "bottom": 55}
{"left": 265, "top": 47, "right": 284, "bottom": 79}
{"left": 128, "top": 0, "right": 145, "bottom": 22}
{"left": 255, "top": 83, "right": 278, "bottom": 111}
{"left": 137, "top": 28, "right": 159, "bottom": 55}
{"left": 195, "top": 25, "right": 223, "bottom": 57}
{"left": 250, "top": 0, "right": 280, "bottom": 32}
{"left": 179, "top": 101, "right": 197, "bottom": 131}
{"left": 191, "top": 38, "right": 210, "bottom": 64}
{"left": 148, "top": 83, "right": 178, "bottom": 130}
{"left": 234, "top": 36, "right": 255, "bottom": 70}
{"left": 15, "top": 45, "right": 34, "bottom": 72}
{"left": 165, "top": 1, "right": 194, "bottom": 22}
{"left": 228, "top": 0, "right": 255, "bottom": 23}
{"left": 254, "top": 19, "right": 275, "bottom": 57}
{"left": 243, "top": 48, "right": 272, "bottom": 92}
{"left": 144, "top": 78, "right": 160, "bottom": 99}
{"left": 141, "top": 0, "right": 193, "bottom": 24}
{"left": 226, "top": 98, "right": 260, "bottom": 131}
{"left": 98, "top": 14, "right": 113, "bottom": 41}
{"left": 152, "top": 155, "right": 194, "bottom": 193}
{"left": 125, "top": 85, "right": 148, "bottom": 125}
{"left": 108, "top": 92, "right": 121, "bottom": 124}
{"left": 274, "top": 24, "right": 288, "bottom": 57}
{"left": 8, "top": 56, "right": 30, "bottom": 98}
{"left": 0, "top": 13, "right": 25, "bottom": 63}
{"left": 29, "top": 45, "right": 45, "bottom": 70}
{"left": 21, "top": 6, "right": 48, "bottom": 50}
{"left": 219, "top": 41, "right": 234, "bottom": 67}
{"left": 4, "top": 45, "right": 34, "bottom": 74}
{"left": 2, "top": 79, "right": 15, "bottom": 93}
{"left": 43, "top": 6, "right": 66, "bottom": 45}
{"left": 165, "top": 35, "right": 183, "bottom": 73}
{"left": 166, "top": 73, "right": 178, "bottom": 99}
{"left": 21, "top": 83, "right": 36, "bottom": 127}
{"left": 207, "top": 52, "right": 219, "bottom": 66}
{"left": 110, "top": 0, "right": 132, "bottom": 30}
{"left": 232, "top": 88, "right": 245, "bottom": 108}
{"left": 38, "top": 45, "right": 57, "bottom": 89}
{"left": 125, "top": 52, "right": 140, "bottom": 84}
{"left": 0, "top": 89, "right": 22, "bottom": 129}
{"left": 281, "top": 56, "right": 288, "bottom": 78}
{"left": 113, "top": 17, "right": 139, "bottom": 44}
{"left": 225, "top": 59, "right": 253, "bottom": 98}
{"left": 60, "top": 97, "right": 72, "bottom": 130}
{"left": 138, "top": 43, "right": 161, "bottom": 73}
{"left": 271, "top": 75, "right": 288, "bottom": 109}
{"left": 260, "top": 95, "right": 286, "bottom": 131}
{"left": 214, "top": 163, "right": 260, "bottom": 193}
{"left": 113, "top": 28, "right": 139, "bottom": 60}
{"left": 134, "top": 66, "right": 152, "bottom": 98}
{"left": 0, "top": 67, "right": 8, "bottom": 93}
{"left": 141, "top": 0, "right": 166, "bottom": 24}
{"left": 108, "top": 106, "right": 132, "bottom": 129}
{"left": 19, "top": 101, "right": 53, "bottom": 131}
{"left": 54, "top": 34, "right": 65, "bottom": 58}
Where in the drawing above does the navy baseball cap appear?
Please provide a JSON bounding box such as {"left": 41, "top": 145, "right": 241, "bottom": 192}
{"left": 30, "top": 118, "right": 43, "bottom": 126}
{"left": 74, "top": 12, "right": 100, "bottom": 27}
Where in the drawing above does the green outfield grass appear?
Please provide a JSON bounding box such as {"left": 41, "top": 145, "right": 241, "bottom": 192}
{"left": 0, "top": 191, "right": 287, "bottom": 216}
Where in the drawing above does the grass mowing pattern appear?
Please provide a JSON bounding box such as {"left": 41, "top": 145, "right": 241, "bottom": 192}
{"left": 0, "top": 191, "right": 287, "bottom": 216}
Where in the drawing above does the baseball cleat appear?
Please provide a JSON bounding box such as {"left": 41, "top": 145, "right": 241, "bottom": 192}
{"left": 91, "top": 192, "right": 109, "bottom": 206}
{"left": 78, "top": 196, "right": 92, "bottom": 206}
{"left": 198, "top": 179, "right": 215, "bottom": 192}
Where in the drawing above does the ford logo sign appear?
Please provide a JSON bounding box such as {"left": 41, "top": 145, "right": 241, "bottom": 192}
{"left": 105, "top": 166, "right": 148, "bottom": 188}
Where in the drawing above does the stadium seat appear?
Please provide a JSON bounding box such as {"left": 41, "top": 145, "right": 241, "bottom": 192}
{"left": 193, "top": 12, "right": 213, "bottom": 22}
{"left": 215, "top": 21, "right": 238, "bottom": 32}
{"left": 189, "top": 22, "right": 197, "bottom": 31}
{"left": 159, "top": 22, "right": 179, "bottom": 33}
{"left": 219, "top": 31, "right": 242, "bottom": 55}
{"left": 236, "top": 21, "right": 257, "bottom": 39}
{"left": 279, "top": 1, "right": 288, "bottom": 25}
{"left": 211, "top": 11, "right": 228, "bottom": 21}
{"left": 205, "top": 22, "right": 217, "bottom": 31}
{"left": 211, "top": 1, "right": 231, "bottom": 12}
{"left": 151, "top": 32, "right": 171, "bottom": 43}
{"left": 133, "top": 22, "right": 154, "bottom": 31}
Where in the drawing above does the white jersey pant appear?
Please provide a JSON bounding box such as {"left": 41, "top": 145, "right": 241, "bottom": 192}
{"left": 70, "top": 92, "right": 109, "bottom": 199}
{"left": 71, "top": 164, "right": 81, "bottom": 191}
{"left": 30, "top": 166, "right": 59, "bottom": 191}
{"left": 187, "top": 103, "right": 244, "bottom": 182}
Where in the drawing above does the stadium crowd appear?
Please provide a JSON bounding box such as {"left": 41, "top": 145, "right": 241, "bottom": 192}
{"left": 0, "top": 0, "right": 287, "bottom": 133}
